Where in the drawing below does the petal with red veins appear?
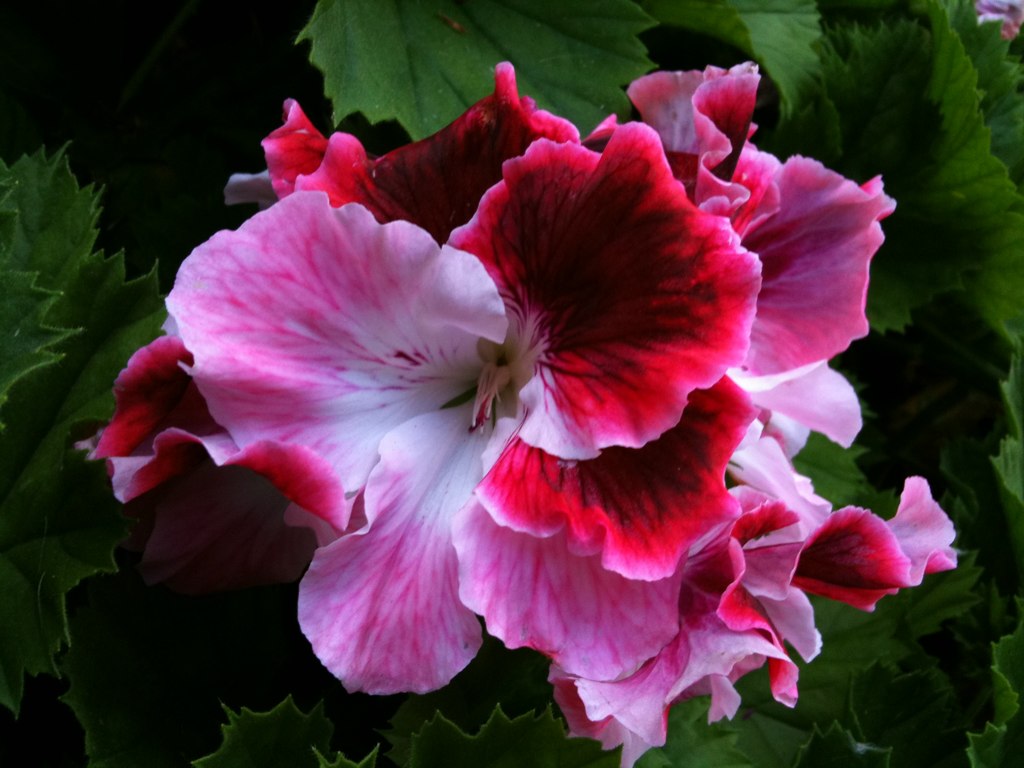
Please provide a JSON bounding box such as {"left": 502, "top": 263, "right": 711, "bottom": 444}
{"left": 728, "top": 147, "right": 782, "bottom": 236}
{"left": 107, "top": 426, "right": 220, "bottom": 504}
{"left": 741, "top": 158, "right": 896, "bottom": 374}
{"left": 295, "top": 62, "right": 579, "bottom": 243}
{"left": 476, "top": 379, "right": 755, "bottom": 581}
{"left": 793, "top": 507, "right": 913, "bottom": 610}
{"left": 451, "top": 124, "right": 760, "bottom": 459}
{"left": 297, "top": 408, "right": 489, "bottom": 694}
{"left": 167, "top": 193, "right": 507, "bottom": 495}
{"left": 453, "top": 501, "right": 682, "bottom": 681}
{"left": 262, "top": 99, "right": 329, "bottom": 198}
{"left": 794, "top": 483, "right": 957, "bottom": 614}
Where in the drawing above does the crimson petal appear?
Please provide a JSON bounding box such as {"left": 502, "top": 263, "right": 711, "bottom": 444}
{"left": 452, "top": 123, "right": 761, "bottom": 459}
{"left": 295, "top": 63, "right": 578, "bottom": 243}
{"left": 477, "top": 378, "right": 756, "bottom": 580}
{"left": 793, "top": 507, "right": 912, "bottom": 610}
{"left": 262, "top": 99, "right": 330, "bottom": 199}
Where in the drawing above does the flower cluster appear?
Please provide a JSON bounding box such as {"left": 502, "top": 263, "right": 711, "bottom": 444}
{"left": 88, "top": 63, "right": 956, "bottom": 765}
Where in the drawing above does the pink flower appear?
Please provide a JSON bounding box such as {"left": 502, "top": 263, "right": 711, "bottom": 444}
{"left": 90, "top": 61, "right": 956, "bottom": 768}
{"left": 977, "top": 0, "right": 1024, "bottom": 38}
{"left": 166, "top": 99, "right": 762, "bottom": 691}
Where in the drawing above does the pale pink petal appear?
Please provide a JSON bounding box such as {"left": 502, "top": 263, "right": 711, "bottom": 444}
{"left": 760, "top": 590, "right": 821, "bottom": 662}
{"left": 742, "top": 158, "right": 895, "bottom": 374}
{"left": 167, "top": 193, "right": 507, "bottom": 495}
{"left": 707, "top": 675, "right": 743, "bottom": 721}
{"left": 887, "top": 477, "right": 958, "bottom": 580}
{"left": 977, "top": 1, "right": 1024, "bottom": 38}
{"left": 451, "top": 124, "right": 760, "bottom": 459}
{"left": 297, "top": 408, "right": 490, "bottom": 694}
{"left": 729, "top": 435, "right": 832, "bottom": 531}
{"left": 551, "top": 670, "right": 654, "bottom": 767}
{"left": 454, "top": 501, "right": 682, "bottom": 681}
{"left": 570, "top": 601, "right": 791, "bottom": 751}
{"left": 224, "top": 171, "right": 276, "bottom": 208}
{"left": 476, "top": 379, "right": 755, "bottom": 580}
{"left": 731, "top": 361, "right": 862, "bottom": 448}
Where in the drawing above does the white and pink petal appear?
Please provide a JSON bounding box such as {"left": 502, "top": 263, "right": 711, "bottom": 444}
{"left": 731, "top": 361, "right": 863, "bottom": 449}
{"left": 297, "top": 407, "right": 493, "bottom": 694}
{"left": 454, "top": 501, "right": 682, "bottom": 681}
{"left": 167, "top": 193, "right": 508, "bottom": 495}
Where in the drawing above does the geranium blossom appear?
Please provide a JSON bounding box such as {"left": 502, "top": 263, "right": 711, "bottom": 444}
{"left": 167, "top": 107, "right": 761, "bottom": 691}
{"left": 88, "top": 61, "right": 957, "bottom": 767}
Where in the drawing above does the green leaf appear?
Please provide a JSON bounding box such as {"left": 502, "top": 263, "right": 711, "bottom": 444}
{"left": 0, "top": 150, "right": 163, "bottom": 715}
{"left": 61, "top": 570, "right": 318, "bottom": 767}
{"left": 793, "top": 432, "right": 896, "bottom": 514}
{"left": 727, "top": 555, "right": 981, "bottom": 767}
{"left": 193, "top": 696, "right": 363, "bottom": 768}
{"left": 967, "top": 607, "right": 1024, "bottom": 767}
{"left": 846, "top": 665, "right": 964, "bottom": 768}
{"left": 810, "top": 18, "right": 951, "bottom": 331}
{"left": 784, "top": 4, "right": 1024, "bottom": 332}
{"left": 942, "top": 437, "right": 1020, "bottom": 594}
{"left": 409, "top": 705, "right": 619, "bottom": 768}
{"left": 299, "top": 0, "right": 654, "bottom": 140}
{"left": 947, "top": 0, "right": 1024, "bottom": 185}
{"left": 385, "top": 635, "right": 554, "bottom": 764}
{"left": 643, "top": 0, "right": 821, "bottom": 113}
{"left": 993, "top": 351, "right": 1024, "bottom": 584}
{"left": 315, "top": 746, "right": 378, "bottom": 768}
{"left": 917, "top": 0, "right": 1024, "bottom": 333}
{"left": 793, "top": 723, "right": 891, "bottom": 767}
{"left": 636, "top": 698, "right": 752, "bottom": 768}
{"left": 0, "top": 268, "right": 73, "bottom": 417}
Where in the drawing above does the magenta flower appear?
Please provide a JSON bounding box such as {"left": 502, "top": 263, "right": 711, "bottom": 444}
{"left": 89, "top": 61, "right": 957, "bottom": 766}
{"left": 166, "top": 104, "right": 761, "bottom": 692}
